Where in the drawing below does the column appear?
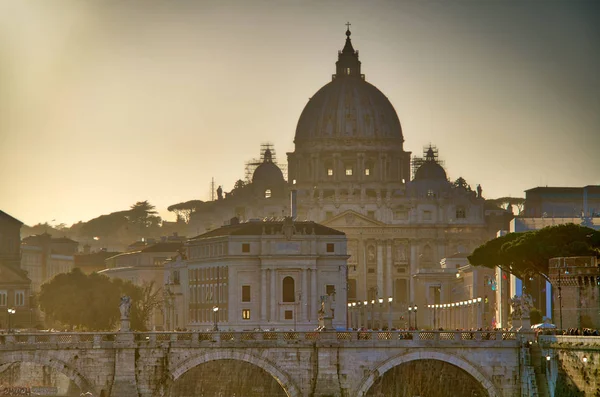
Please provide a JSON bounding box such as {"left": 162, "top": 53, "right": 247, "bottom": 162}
{"left": 386, "top": 241, "right": 393, "bottom": 299}
{"left": 261, "top": 269, "right": 267, "bottom": 322}
{"left": 410, "top": 244, "right": 418, "bottom": 302}
{"left": 302, "top": 269, "right": 308, "bottom": 321}
{"left": 311, "top": 268, "right": 318, "bottom": 322}
{"left": 270, "top": 269, "right": 276, "bottom": 322}
{"left": 377, "top": 242, "right": 384, "bottom": 296}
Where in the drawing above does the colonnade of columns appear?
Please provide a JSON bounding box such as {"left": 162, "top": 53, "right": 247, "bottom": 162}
{"left": 428, "top": 297, "right": 484, "bottom": 330}
{"left": 347, "top": 297, "right": 394, "bottom": 330}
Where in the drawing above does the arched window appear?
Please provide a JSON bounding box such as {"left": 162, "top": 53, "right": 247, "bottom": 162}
{"left": 282, "top": 276, "right": 295, "bottom": 302}
{"left": 456, "top": 206, "right": 466, "bottom": 219}
{"left": 265, "top": 189, "right": 272, "bottom": 198}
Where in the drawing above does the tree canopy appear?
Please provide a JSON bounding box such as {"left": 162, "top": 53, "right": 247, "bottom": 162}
{"left": 486, "top": 197, "right": 525, "bottom": 215}
{"left": 468, "top": 223, "right": 600, "bottom": 281}
{"left": 167, "top": 199, "right": 204, "bottom": 223}
{"left": 38, "top": 268, "right": 161, "bottom": 331}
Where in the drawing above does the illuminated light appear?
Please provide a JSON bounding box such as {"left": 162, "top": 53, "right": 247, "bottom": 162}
{"left": 352, "top": 302, "right": 356, "bottom": 307}
{"left": 388, "top": 297, "right": 393, "bottom": 303}
{"left": 348, "top": 303, "right": 352, "bottom": 308}
{"left": 477, "top": 297, "right": 482, "bottom": 302}
{"left": 546, "top": 356, "right": 551, "bottom": 361}
{"left": 378, "top": 298, "right": 383, "bottom": 304}
{"left": 363, "top": 301, "right": 368, "bottom": 305}
{"left": 583, "top": 356, "right": 588, "bottom": 363}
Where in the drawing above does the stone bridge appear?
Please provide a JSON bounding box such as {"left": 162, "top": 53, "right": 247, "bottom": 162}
{"left": 0, "top": 330, "right": 525, "bottom": 397}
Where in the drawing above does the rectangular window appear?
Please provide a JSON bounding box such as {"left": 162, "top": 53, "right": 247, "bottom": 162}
{"left": 242, "top": 309, "right": 251, "bottom": 320}
{"left": 394, "top": 209, "right": 408, "bottom": 220}
{"left": 0, "top": 290, "right": 6, "bottom": 306}
{"left": 423, "top": 210, "right": 432, "bottom": 221}
{"left": 365, "top": 168, "right": 370, "bottom": 176}
{"left": 242, "top": 243, "right": 250, "bottom": 253}
{"left": 326, "top": 243, "right": 335, "bottom": 253}
{"left": 456, "top": 207, "right": 466, "bottom": 219}
{"left": 242, "top": 285, "right": 251, "bottom": 302}
{"left": 345, "top": 168, "right": 353, "bottom": 176}
{"left": 15, "top": 291, "right": 25, "bottom": 306}
{"left": 327, "top": 169, "right": 333, "bottom": 176}
{"left": 284, "top": 310, "right": 293, "bottom": 320}
{"left": 368, "top": 268, "right": 375, "bottom": 274}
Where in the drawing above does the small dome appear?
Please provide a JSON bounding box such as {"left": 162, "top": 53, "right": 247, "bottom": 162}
{"left": 252, "top": 157, "right": 284, "bottom": 185}
{"left": 414, "top": 162, "right": 447, "bottom": 181}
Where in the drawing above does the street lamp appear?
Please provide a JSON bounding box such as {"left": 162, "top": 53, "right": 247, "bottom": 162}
{"left": 370, "top": 300, "right": 375, "bottom": 330}
{"left": 378, "top": 298, "right": 384, "bottom": 329}
{"left": 408, "top": 305, "right": 414, "bottom": 329}
{"left": 7, "top": 308, "right": 15, "bottom": 333}
{"left": 352, "top": 302, "right": 357, "bottom": 329}
{"left": 347, "top": 303, "right": 352, "bottom": 329}
{"left": 212, "top": 306, "right": 219, "bottom": 331}
{"left": 387, "top": 297, "right": 393, "bottom": 330}
{"left": 363, "top": 301, "right": 368, "bottom": 329}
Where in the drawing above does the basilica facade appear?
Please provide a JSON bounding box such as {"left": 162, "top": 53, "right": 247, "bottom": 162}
{"left": 188, "top": 27, "right": 504, "bottom": 322}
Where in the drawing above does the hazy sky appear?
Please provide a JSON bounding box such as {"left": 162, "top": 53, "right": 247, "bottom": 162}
{"left": 1, "top": 0, "right": 599, "bottom": 226}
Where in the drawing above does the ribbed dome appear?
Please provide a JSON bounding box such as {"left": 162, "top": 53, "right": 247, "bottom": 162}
{"left": 294, "top": 77, "right": 403, "bottom": 145}
{"left": 294, "top": 28, "right": 403, "bottom": 148}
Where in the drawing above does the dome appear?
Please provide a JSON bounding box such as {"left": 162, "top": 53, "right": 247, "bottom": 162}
{"left": 414, "top": 162, "right": 447, "bottom": 181}
{"left": 294, "top": 28, "right": 403, "bottom": 148}
{"left": 252, "top": 149, "right": 284, "bottom": 185}
{"left": 413, "top": 146, "right": 447, "bottom": 181}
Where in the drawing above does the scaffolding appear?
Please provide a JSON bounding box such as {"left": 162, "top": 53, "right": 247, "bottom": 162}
{"left": 411, "top": 144, "right": 444, "bottom": 180}
{"left": 244, "top": 142, "right": 288, "bottom": 182}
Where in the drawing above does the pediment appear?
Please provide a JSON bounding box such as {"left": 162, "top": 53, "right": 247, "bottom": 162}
{"left": 322, "top": 210, "right": 386, "bottom": 228}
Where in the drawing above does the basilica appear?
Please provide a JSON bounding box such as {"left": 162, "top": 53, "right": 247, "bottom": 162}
{"left": 187, "top": 27, "right": 508, "bottom": 320}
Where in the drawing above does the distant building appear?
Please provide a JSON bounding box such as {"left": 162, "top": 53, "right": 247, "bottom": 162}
{"left": 549, "top": 256, "right": 600, "bottom": 330}
{"left": 20, "top": 233, "right": 78, "bottom": 293}
{"left": 0, "top": 210, "right": 33, "bottom": 329}
{"left": 185, "top": 28, "right": 508, "bottom": 325}
{"left": 523, "top": 185, "right": 600, "bottom": 219}
{"left": 100, "top": 241, "right": 183, "bottom": 330}
{"left": 176, "top": 218, "right": 348, "bottom": 331}
{"left": 74, "top": 246, "right": 121, "bottom": 274}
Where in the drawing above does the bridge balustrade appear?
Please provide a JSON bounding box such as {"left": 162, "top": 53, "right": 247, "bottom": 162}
{"left": 0, "top": 330, "right": 521, "bottom": 348}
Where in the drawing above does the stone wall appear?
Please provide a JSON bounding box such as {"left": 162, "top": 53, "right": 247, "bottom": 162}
{"left": 540, "top": 335, "right": 600, "bottom": 397}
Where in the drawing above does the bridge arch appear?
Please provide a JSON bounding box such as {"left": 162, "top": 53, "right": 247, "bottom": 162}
{"left": 355, "top": 350, "right": 500, "bottom": 397}
{"left": 170, "top": 350, "right": 301, "bottom": 397}
{"left": 0, "top": 350, "right": 96, "bottom": 395}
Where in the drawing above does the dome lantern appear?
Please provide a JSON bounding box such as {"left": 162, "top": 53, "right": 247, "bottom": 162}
{"left": 335, "top": 22, "right": 362, "bottom": 79}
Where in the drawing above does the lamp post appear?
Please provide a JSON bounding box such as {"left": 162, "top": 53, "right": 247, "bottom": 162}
{"left": 370, "top": 300, "right": 375, "bottom": 329}
{"left": 387, "top": 297, "right": 393, "bottom": 330}
{"left": 347, "top": 303, "right": 352, "bottom": 329}
{"left": 378, "top": 298, "right": 384, "bottom": 329}
{"left": 557, "top": 261, "right": 569, "bottom": 331}
{"left": 7, "top": 308, "right": 15, "bottom": 333}
{"left": 408, "top": 305, "right": 413, "bottom": 329}
{"left": 362, "top": 301, "right": 368, "bottom": 329}
{"left": 352, "top": 302, "right": 357, "bottom": 329}
{"left": 413, "top": 305, "right": 418, "bottom": 329}
{"left": 212, "top": 306, "right": 219, "bottom": 331}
